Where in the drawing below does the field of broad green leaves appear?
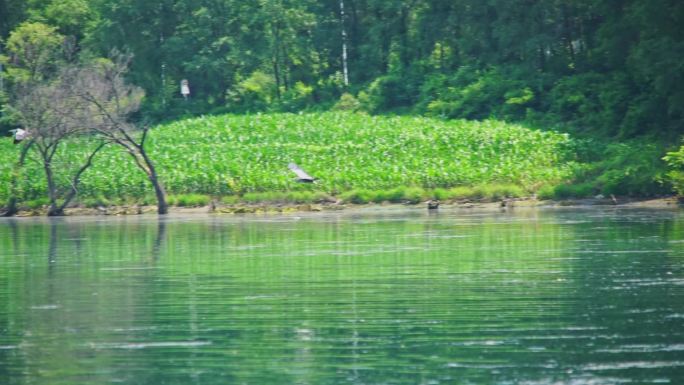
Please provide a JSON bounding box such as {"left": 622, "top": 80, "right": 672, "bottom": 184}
{"left": 0, "top": 112, "right": 582, "bottom": 205}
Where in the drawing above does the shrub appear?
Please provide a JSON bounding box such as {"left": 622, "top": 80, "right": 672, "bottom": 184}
{"left": 492, "top": 184, "right": 525, "bottom": 199}
{"left": 402, "top": 187, "right": 425, "bottom": 203}
{"left": 593, "top": 142, "right": 668, "bottom": 196}
{"left": 81, "top": 195, "right": 110, "bottom": 208}
{"left": 663, "top": 143, "right": 684, "bottom": 196}
{"left": 430, "top": 188, "right": 451, "bottom": 200}
{"left": 220, "top": 195, "right": 240, "bottom": 205}
{"left": 280, "top": 82, "right": 315, "bottom": 112}
{"left": 471, "top": 184, "right": 525, "bottom": 200}
{"left": 169, "top": 194, "right": 211, "bottom": 207}
{"left": 420, "top": 66, "right": 534, "bottom": 120}
{"left": 536, "top": 185, "right": 556, "bottom": 200}
{"left": 549, "top": 183, "right": 594, "bottom": 199}
{"left": 340, "top": 189, "right": 374, "bottom": 204}
{"left": 21, "top": 198, "right": 50, "bottom": 209}
{"left": 374, "top": 187, "right": 403, "bottom": 203}
{"left": 226, "top": 71, "right": 275, "bottom": 111}
{"left": 545, "top": 72, "right": 655, "bottom": 137}
{"left": 361, "top": 73, "right": 417, "bottom": 112}
{"left": 332, "top": 93, "right": 361, "bottom": 112}
{"left": 235, "top": 191, "right": 331, "bottom": 204}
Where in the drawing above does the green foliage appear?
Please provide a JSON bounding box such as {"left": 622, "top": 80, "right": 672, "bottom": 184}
{"left": 339, "top": 189, "right": 376, "bottom": 204}
{"left": 361, "top": 73, "right": 417, "bottom": 113}
{"left": 535, "top": 140, "right": 671, "bottom": 198}
{"left": 227, "top": 71, "right": 276, "bottom": 112}
{"left": 3, "top": 0, "right": 682, "bottom": 140}
{"left": 593, "top": 142, "right": 668, "bottom": 196}
{"left": 447, "top": 186, "right": 477, "bottom": 200}
{"left": 546, "top": 72, "right": 639, "bottom": 137}
{"left": 420, "top": 67, "right": 534, "bottom": 121}
{"left": 332, "top": 93, "right": 362, "bottom": 112}
{"left": 168, "top": 194, "right": 211, "bottom": 207}
{"left": 220, "top": 195, "right": 240, "bottom": 205}
{"left": 80, "top": 195, "right": 111, "bottom": 208}
{"left": 529, "top": 140, "right": 669, "bottom": 199}
{"left": 3, "top": 0, "right": 682, "bottom": 204}
{"left": 279, "top": 81, "right": 315, "bottom": 112}
{"left": 40, "top": 0, "right": 97, "bottom": 39}
{"left": 339, "top": 187, "right": 427, "bottom": 204}
{"left": 0, "top": 112, "right": 580, "bottom": 203}
{"left": 20, "top": 197, "right": 50, "bottom": 210}
{"left": 551, "top": 183, "right": 596, "bottom": 199}
{"left": 663, "top": 144, "right": 684, "bottom": 196}
{"left": 436, "top": 184, "right": 526, "bottom": 201}
{"left": 472, "top": 184, "right": 526, "bottom": 200}
{"left": 338, "top": 183, "right": 526, "bottom": 204}
{"left": 4, "top": 21, "right": 64, "bottom": 82}
{"left": 536, "top": 185, "right": 556, "bottom": 200}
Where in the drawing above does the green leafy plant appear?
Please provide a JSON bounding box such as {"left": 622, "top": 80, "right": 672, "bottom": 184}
{"left": 664, "top": 144, "right": 684, "bottom": 196}
{"left": 0, "top": 112, "right": 582, "bottom": 205}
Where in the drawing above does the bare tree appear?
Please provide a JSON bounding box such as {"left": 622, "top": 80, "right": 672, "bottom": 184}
{"left": 65, "top": 55, "right": 169, "bottom": 215}
{"left": 11, "top": 79, "right": 106, "bottom": 216}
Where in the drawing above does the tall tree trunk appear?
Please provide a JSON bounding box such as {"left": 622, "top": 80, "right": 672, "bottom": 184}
{"left": 281, "top": 43, "right": 290, "bottom": 91}
{"left": 272, "top": 23, "right": 282, "bottom": 100}
{"left": 538, "top": 44, "right": 546, "bottom": 72}
{"left": 148, "top": 171, "right": 168, "bottom": 215}
{"left": 45, "top": 161, "right": 62, "bottom": 216}
{"left": 398, "top": 5, "right": 410, "bottom": 68}
{"left": 139, "top": 146, "right": 168, "bottom": 215}
{"left": 340, "top": 0, "right": 349, "bottom": 86}
{"left": 109, "top": 130, "right": 168, "bottom": 215}
{"left": 273, "top": 56, "right": 281, "bottom": 100}
{"left": 562, "top": 5, "right": 576, "bottom": 66}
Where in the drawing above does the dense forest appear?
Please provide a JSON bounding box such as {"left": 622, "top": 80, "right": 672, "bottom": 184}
{"left": 1, "top": 0, "right": 684, "bottom": 215}
{"left": 1, "top": 0, "right": 682, "bottom": 138}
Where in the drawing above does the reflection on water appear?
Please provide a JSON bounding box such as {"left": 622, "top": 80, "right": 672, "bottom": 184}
{"left": 1, "top": 207, "right": 683, "bottom": 384}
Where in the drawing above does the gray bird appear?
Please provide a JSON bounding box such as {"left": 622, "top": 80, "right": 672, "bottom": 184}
{"left": 288, "top": 163, "right": 316, "bottom": 183}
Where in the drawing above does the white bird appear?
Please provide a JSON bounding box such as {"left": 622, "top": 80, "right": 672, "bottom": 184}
{"left": 288, "top": 163, "right": 316, "bottom": 183}
{"left": 10, "top": 129, "right": 28, "bottom": 144}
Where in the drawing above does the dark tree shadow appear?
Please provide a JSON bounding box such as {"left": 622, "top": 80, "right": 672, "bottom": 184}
{"left": 151, "top": 218, "right": 167, "bottom": 262}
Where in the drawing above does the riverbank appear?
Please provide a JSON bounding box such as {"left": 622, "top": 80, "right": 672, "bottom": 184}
{"left": 5, "top": 196, "right": 680, "bottom": 217}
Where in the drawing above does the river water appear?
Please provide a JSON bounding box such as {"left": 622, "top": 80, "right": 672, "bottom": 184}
{"left": 1, "top": 207, "right": 683, "bottom": 384}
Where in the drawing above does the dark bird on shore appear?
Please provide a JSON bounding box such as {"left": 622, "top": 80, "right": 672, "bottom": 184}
{"left": 288, "top": 163, "right": 316, "bottom": 183}
{"left": 427, "top": 199, "right": 440, "bottom": 210}
{"left": 500, "top": 198, "right": 514, "bottom": 210}
{"left": 10, "top": 129, "right": 28, "bottom": 144}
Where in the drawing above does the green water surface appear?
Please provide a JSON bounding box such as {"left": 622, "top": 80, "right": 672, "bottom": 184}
{"left": 1, "top": 207, "right": 683, "bottom": 384}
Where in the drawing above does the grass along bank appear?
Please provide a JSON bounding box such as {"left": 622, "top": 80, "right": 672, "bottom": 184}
{"left": 0, "top": 112, "right": 670, "bottom": 211}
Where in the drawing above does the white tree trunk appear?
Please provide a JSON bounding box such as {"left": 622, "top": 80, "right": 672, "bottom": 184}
{"left": 340, "top": 0, "right": 349, "bottom": 86}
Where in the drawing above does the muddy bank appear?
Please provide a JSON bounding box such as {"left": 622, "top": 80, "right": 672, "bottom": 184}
{"left": 4, "top": 196, "right": 680, "bottom": 217}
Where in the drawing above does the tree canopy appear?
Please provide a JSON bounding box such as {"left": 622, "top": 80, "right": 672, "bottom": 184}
{"left": 1, "top": 0, "right": 683, "bottom": 139}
